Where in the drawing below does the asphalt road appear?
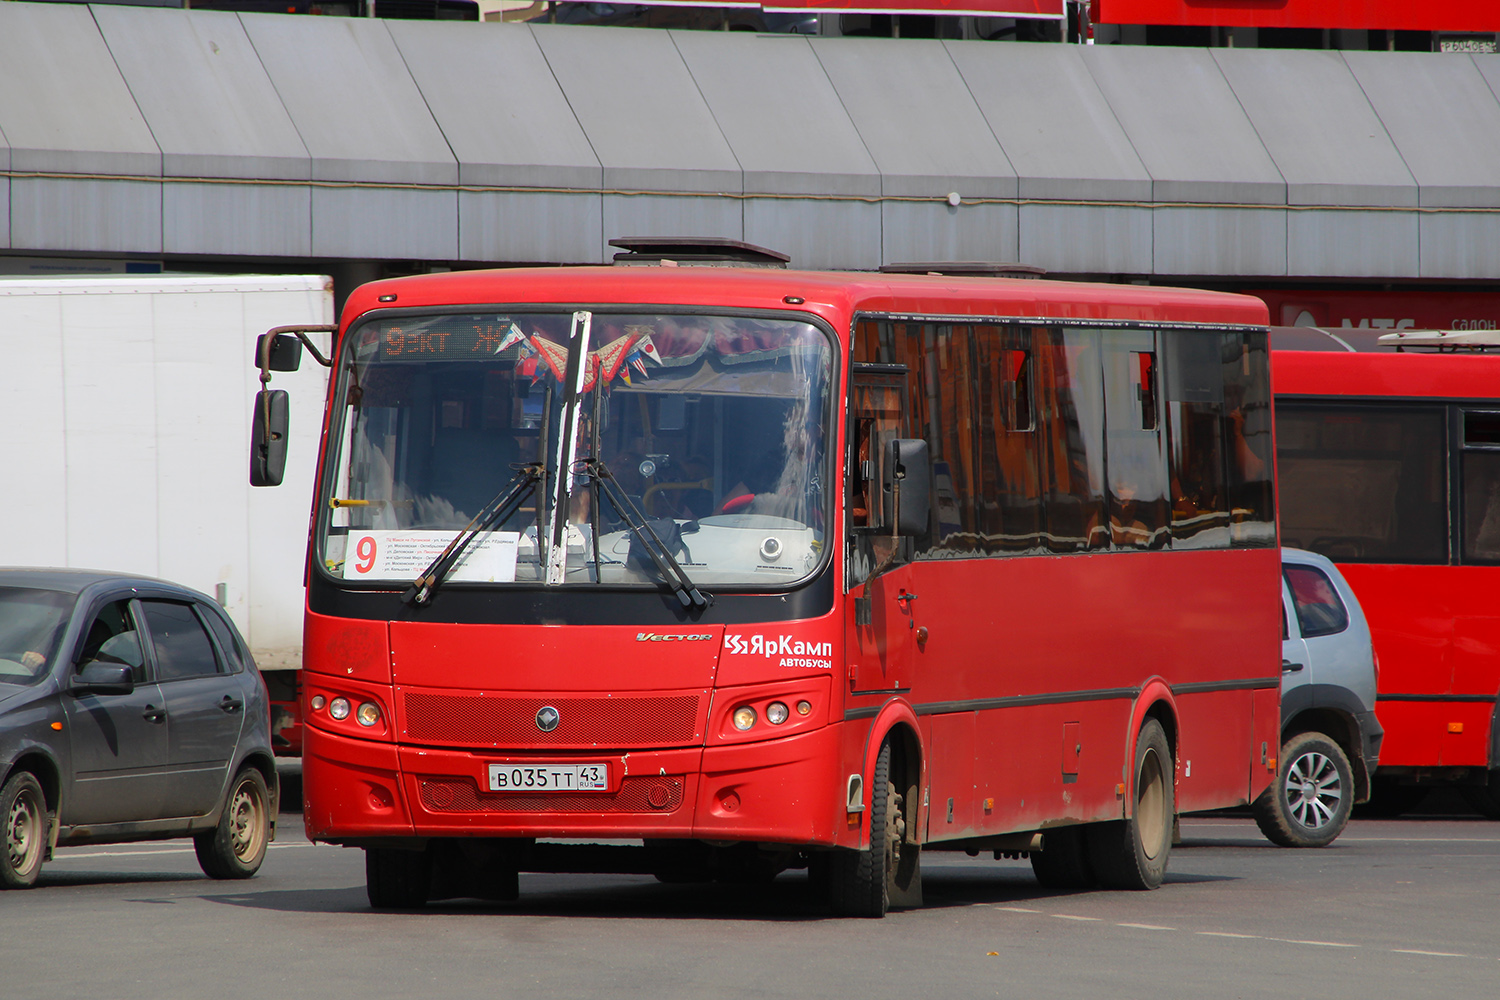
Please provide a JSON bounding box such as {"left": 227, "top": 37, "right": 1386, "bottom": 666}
{"left": 4, "top": 772, "right": 1497, "bottom": 1000}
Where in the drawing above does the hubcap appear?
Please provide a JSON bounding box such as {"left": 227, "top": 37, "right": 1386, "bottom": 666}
{"left": 1137, "top": 748, "right": 1166, "bottom": 860}
{"left": 1284, "top": 750, "right": 1342, "bottom": 830}
{"left": 7, "top": 788, "right": 42, "bottom": 875}
{"left": 228, "top": 781, "right": 266, "bottom": 861}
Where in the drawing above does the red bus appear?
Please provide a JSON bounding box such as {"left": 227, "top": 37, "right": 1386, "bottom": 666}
{"left": 1273, "top": 326, "right": 1500, "bottom": 816}
{"left": 253, "top": 245, "right": 1281, "bottom": 914}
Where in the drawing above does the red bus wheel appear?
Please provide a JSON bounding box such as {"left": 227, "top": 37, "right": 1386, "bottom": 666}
{"left": 1089, "top": 718, "right": 1173, "bottom": 889}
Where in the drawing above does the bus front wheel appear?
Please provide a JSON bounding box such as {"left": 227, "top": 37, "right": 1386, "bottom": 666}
{"left": 366, "top": 846, "right": 431, "bottom": 909}
{"left": 1088, "top": 718, "right": 1173, "bottom": 890}
{"left": 830, "top": 740, "right": 910, "bottom": 917}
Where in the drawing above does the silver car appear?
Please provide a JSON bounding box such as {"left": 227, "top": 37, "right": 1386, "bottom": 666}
{"left": 1253, "top": 549, "right": 1382, "bottom": 847}
{"left": 1, "top": 569, "right": 277, "bottom": 888}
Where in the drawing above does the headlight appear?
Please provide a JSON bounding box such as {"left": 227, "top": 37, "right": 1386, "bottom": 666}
{"left": 329, "top": 697, "right": 351, "bottom": 721}
{"left": 356, "top": 702, "right": 381, "bottom": 727}
{"left": 732, "top": 706, "right": 757, "bottom": 731}
{"left": 766, "top": 701, "right": 789, "bottom": 725}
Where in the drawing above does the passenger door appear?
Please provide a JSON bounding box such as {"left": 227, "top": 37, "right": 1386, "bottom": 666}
{"left": 1280, "top": 576, "right": 1313, "bottom": 713}
{"left": 1284, "top": 562, "right": 1356, "bottom": 699}
{"left": 846, "top": 364, "right": 917, "bottom": 693}
{"left": 141, "top": 599, "right": 245, "bottom": 818}
{"left": 62, "top": 598, "right": 170, "bottom": 825}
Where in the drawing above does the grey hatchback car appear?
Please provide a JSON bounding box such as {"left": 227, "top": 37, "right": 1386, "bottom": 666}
{"left": 1, "top": 569, "right": 277, "bottom": 888}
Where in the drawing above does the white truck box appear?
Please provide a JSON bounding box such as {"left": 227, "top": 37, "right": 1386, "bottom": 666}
{"left": 0, "top": 274, "right": 333, "bottom": 678}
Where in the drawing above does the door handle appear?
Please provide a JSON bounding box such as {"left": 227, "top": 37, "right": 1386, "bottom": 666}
{"left": 1282, "top": 660, "right": 1304, "bottom": 673}
{"left": 896, "top": 592, "right": 919, "bottom": 605}
{"left": 143, "top": 705, "right": 166, "bottom": 724}
{"left": 219, "top": 695, "right": 243, "bottom": 714}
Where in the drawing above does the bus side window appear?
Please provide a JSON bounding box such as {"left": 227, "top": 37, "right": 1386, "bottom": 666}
{"left": 1035, "top": 327, "right": 1108, "bottom": 553}
{"left": 1462, "top": 411, "right": 1500, "bottom": 564}
{"left": 1103, "top": 332, "right": 1169, "bottom": 551}
{"left": 1162, "top": 330, "right": 1230, "bottom": 547}
{"left": 976, "top": 326, "right": 1042, "bottom": 553}
{"left": 1224, "top": 331, "right": 1276, "bottom": 548}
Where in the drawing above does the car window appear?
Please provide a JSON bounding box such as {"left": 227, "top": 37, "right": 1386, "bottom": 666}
{"left": 0, "top": 586, "right": 73, "bottom": 685}
{"left": 1284, "top": 565, "right": 1350, "bottom": 639}
{"left": 140, "top": 600, "right": 221, "bottom": 681}
{"left": 78, "top": 600, "right": 147, "bottom": 683}
{"left": 201, "top": 607, "right": 247, "bottom": 674}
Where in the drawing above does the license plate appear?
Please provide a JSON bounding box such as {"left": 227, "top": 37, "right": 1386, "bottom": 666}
{"left": 487, "top": 762, "right": 608, "bottom": 792}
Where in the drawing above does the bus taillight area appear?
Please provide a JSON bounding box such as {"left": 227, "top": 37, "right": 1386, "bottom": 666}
{"left": 301, "top": 716, "right": 847, "bottom": 847}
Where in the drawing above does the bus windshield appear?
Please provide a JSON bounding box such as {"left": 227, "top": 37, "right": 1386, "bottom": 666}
{"left": 319, "top": 311, "right": 833, "bottom": 590}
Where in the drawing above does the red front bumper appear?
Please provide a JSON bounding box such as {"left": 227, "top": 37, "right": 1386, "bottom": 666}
{"left": 303, "top": 722, "right": 846, "bottom": 847}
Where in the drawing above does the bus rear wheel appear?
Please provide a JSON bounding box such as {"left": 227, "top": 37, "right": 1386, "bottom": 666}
{"left": 830, "top": 740, "right": 908, "bottom": 917}
{"left": 366, "top": 846, "right": 432, "bottom": 909}
{"left": 1088, "top": 718, "right": 1173, "bottom": 890}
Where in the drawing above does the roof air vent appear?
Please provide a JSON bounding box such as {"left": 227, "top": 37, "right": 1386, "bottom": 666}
{"left": 879, "top": 262, "right": 1046, "bottom": 279}
{"left": 609, "top": 237, "right": 790, "bottom": 268}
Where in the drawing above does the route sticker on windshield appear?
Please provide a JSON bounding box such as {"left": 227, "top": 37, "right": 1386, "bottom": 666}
{"left": 342, "top": 530, "right": 520, "bottom": 583}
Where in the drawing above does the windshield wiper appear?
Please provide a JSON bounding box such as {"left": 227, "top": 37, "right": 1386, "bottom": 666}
{"left": 403, "top": 463, "right": 542, "bottom": 606}
{"left": 584, "top": 458, "right": 710, "bottom": 610}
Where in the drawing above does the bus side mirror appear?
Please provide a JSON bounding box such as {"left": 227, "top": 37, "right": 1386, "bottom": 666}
{"left": 882, "top": 438, "right": 930, "bottom": 538}
{"left": 257, "top": 332, "right": 303, "bottom": 372}
{"left": 250, "top": 389, "right": 290, "bottom": 487}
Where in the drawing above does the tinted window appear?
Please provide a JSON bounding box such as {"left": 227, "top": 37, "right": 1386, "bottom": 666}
{"left": 1036, "top": 327, "right": 1108, "bottom": 553}
{"left": 976, "top": 325, "right": 1042, "bottom": 552}
{"left": 1276, "top": 403, "right": 1447, "bottom": 563}
{"left": 141, "top": 601, "right": 221, "bottom": 681}
{"left": 201, "top": 609, "right": 248, "bottom": 674}
{"left": 1462, "top": 411, "right": 1500, "bottom": 565}
{"left": 1284, "top": 565, "right": 1349, "bottom": 638}
{"left": 1224, "top": 330, "right": 1276, "bottom": 547}
{"left": 1163, "top": 331, "right": 1230, "bottom": 546}
{"left": 1103, "top": 332, "right": 1169, "bottom": 550}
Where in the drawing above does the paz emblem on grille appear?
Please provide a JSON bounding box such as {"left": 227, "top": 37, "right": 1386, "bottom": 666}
{"left": 535, "top": 706, "right": 560, "bottom": 732}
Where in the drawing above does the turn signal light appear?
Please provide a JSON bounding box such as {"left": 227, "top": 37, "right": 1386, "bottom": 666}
{"left": 732, "top": 706, "right": 757, "bottom": 731}
{"left": 356, "top": 702, "right": 381, "bottom": 727}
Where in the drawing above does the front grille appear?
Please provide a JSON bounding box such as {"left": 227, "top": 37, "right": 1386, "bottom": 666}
{"left": 417, "top": 775, "right": 685, "bottom": 814}
{"left": 402, "top": 692, "right": 702, "bottom": 748}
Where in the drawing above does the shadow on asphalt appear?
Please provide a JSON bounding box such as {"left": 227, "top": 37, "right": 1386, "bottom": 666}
{"left": 195, "top": 861, "right": 1234, "bottom": 921}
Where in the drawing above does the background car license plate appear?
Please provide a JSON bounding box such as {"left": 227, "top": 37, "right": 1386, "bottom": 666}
{"left": 488, "top": 763, "right": 608, "bottom": 792}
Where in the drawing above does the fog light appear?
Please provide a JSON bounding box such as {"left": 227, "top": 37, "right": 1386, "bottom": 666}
{"left": 311, "top": 695, "right": 326, "bottom": 711}
{"left": 329, "top": 697, "right": 351, "bottom": 721}
{"left": 356, "top": 702, "right": 381, "bottom": 727}
{"left": 796, "top": 700, "right": 812, "bottom": 716}
{"left": 732, "top": 706, "right": 757, "bottom": 731}
{"left": 766, "top": 701, "right": 789, "bottom": 725}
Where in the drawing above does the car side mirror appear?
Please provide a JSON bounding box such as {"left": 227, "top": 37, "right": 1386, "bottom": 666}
{"left": 70, "top": 662, "right": 135, "bottom": 696}
{"left": 882, "top": 438, "right": 930, "bottom": 538}
{"left": 250, "top": 389, "right": 290, "bottom": 487}
{"left": 256, "top": 332, "right": 303, "bottom": 372}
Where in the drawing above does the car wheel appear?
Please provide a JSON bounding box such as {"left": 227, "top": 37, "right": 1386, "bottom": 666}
{"left": 2, "top": 771, "right": 47, "bottom": 889}
{"left": 1088, "top": 718, "right": 1174, "bottom": 890}
{"left": 195, "top": 767, "right": 271, "bottom": 879}
{"left": 1253, "top": 732, "right": 1353, "bottom": 848}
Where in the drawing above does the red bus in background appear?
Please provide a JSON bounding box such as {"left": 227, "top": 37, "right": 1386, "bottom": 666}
{"left": 253, "top": 244, "right": 1281, "bottom": 914}
{"left": 1273, "top": 326, "right": 1500, "bottom": 817}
